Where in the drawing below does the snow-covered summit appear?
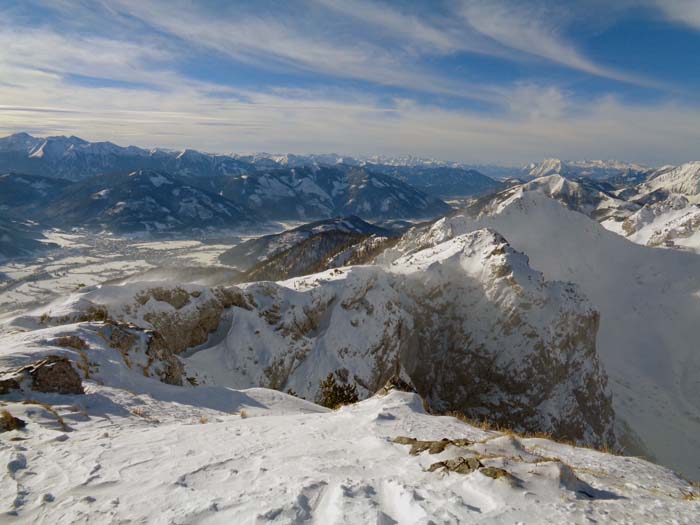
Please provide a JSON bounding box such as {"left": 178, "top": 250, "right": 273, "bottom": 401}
{"left": 525, "top": 158, "right": 649, "bottom": 180}
{"left": 469, "top": 174, "right": 637, "bottom": 221}
{"left": 391, "top": 190, "right": 700, "bottom": 480}
{"left": 640, "top": 161, "right": 700, "bottom": 202}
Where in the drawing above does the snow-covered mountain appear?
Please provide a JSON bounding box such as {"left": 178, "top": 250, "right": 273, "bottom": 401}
{"left": 0, "top": 166, "right": 447, "bottom": 235}
{"left": 5, "top": 225, "right": 615, "bottom": 449}
{"left": 195, "top": 166, "right": 449, "bottom": 221}
{"left": 0, "top": 133, "right": 250, "bottom": 181}
{"left": 387, "top": 191, "right": 700, "bottom": 480}
{"left": 470, "top": 174, "right": 639, "bottom": 221}
{"left": 2, "top": 188, "right": 700, "bottom": 521}
{"left": 592, "top": 162, "right": 700, "bottom": 252}
{"left": 525, "top": 158, "right": 650, "bottom": 182}
{"left": 638, "top": 161, "right": 700, "bottom": 202}
{"left": 0, "top": 216, "right": 56, "bottom": 261}
{"left": 41, "top": 170, "right": 253, "bottom": 233}
{"left": 219, "top": 216, "right": 392, "bottom": 270}
{"left": 605, "top": 195, "right": 700, "bottom": 252}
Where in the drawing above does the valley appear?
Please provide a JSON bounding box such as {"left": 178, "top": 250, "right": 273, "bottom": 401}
{"left": 0, "top": 227, "right": 292, "bottom": 321}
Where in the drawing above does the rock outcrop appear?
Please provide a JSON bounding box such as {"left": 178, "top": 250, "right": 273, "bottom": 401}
{"left": 1, "top": 355, "right": 85, "bottom": 395}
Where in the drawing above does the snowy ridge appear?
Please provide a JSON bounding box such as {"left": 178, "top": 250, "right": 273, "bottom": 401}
{"left": 640, "top": 161, "right": 700, "bottom": 202}
{"left": 470, "top": 174, "right": 638, "bottom": 221}
{"left": 2, "top": 385, "right": 697, "bottom": 523}
{"left": 219, "top": 215, "right": 392, "bottom": 270}
{"left": 391, "top": 191, "right": 700, "bottom": 480}
{"left": 525, "top": 158, "right": 649, "bottom": 181}
{"left": 7, "top": 227, "right": 615, "bottom": 449}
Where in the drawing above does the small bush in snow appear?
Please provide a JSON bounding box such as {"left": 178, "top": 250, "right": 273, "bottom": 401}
{"left": 317, "top": 373, "right": 359, "bottom": 409}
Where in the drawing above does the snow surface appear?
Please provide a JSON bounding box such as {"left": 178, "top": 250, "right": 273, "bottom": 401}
{"left": 1, "top": 367, "right": 697, "bottom": 523}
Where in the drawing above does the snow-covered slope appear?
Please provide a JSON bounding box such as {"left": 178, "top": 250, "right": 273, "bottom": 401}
{"left": 219, "top": 216, "right": 393, "bottom": 270}
{"left": 390, "top": 192, "right": 700, "bottom": 480}
{"left": 606, "top": 195, "right": 700, "bottom": 252}
{"left": 42, "top": 170, "right": 254, "bottom": 233}
{"left": 2, "top": 379, "right": 697, "bottom": 523}
{"left": 471, "top": 174, "right": 638, "bottom": 221}
{"left": 2, "top": 339, "right": 697, "bottom": 525}
{"left": 639, "top": 161, "right": 700, "bottom": 203}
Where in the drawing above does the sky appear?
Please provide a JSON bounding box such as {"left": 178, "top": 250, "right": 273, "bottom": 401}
{"left": 2, "top": 0, "right": 700, "bottom": 166}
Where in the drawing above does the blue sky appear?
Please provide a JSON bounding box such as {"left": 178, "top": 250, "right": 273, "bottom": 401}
{"left": 2, "top": 0, "right": 700, "bottom": 165}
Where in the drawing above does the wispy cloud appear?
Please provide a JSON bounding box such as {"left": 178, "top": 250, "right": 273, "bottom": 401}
{"left": 651, "top": 0, "right": 700, "bottom": 29}
{"left": 102, "top": 0, "right": 499, "bottom": 101}
{"left": 456, "top": 0, "right": 656, "bottom": 86}
{"left": 313, "top": 0, "right": 501, "bottom": 57}
{"left": 1, "top": 0, "right": 699, "bottom": 165}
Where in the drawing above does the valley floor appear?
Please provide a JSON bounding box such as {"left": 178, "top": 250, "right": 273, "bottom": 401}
{"left": 2, "top": 385, "right": 698, "bottom": 524}
{"left": 0, "top": 225, "right": 304, "bottom": 322}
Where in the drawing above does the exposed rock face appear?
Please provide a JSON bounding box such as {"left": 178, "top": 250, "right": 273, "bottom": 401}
{"left": 138, "top": 287, "right": 254, "bottom": 355}
{"left": 96, "top": 321, "right": 185, "bottom": 386}
{"left": 391, "top": 230, "right": 616, "bottom": 448}
{"left": 11, "top": 356, "right": 85, "bottom": 395}
{"left": 184, "top": 229, "right": 616, "bottom": 449}
{"left": 0, "top": 376, "right": 20, "bottom": 394}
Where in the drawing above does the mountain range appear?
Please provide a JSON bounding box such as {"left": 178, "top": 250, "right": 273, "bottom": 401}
{"left": 3, "top": 131, "right": 700, "bottom": 486}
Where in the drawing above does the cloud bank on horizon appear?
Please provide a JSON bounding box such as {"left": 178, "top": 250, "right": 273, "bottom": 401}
{"left": 2, "top": 0, "right": 700, "bottom": 165}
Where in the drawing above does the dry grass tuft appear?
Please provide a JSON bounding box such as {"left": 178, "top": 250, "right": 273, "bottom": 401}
{"left": 131, "top": 406, "right": 160, "bottom": 423}
{"left": 54, "top": 335, "right": 89, "bottom": 351}
{"left": 441, "top": 410, "right": 620, "bottom": 455}
{"left": 1, "top": 409, "right": 26, "bottom": 431}
{"left": 22, "top": 399, "right": 69, "bottom": 432}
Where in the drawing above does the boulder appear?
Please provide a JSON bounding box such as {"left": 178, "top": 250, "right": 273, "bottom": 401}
{"left": 19, "top": 355, "right": 84, "bottom": 395}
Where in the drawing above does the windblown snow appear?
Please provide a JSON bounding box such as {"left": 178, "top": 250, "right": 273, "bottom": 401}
{"left": 1, "top": 363, "right": 697, "bottom": 523}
